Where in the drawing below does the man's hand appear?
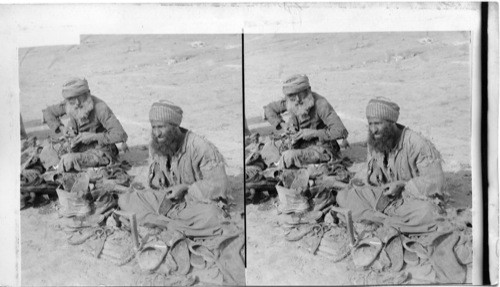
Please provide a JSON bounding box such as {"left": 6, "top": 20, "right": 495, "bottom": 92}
{"left": 279, "top": 122, "right": 296, "bottom": 134}
{"left": 294, "top": 128, "right": 319, "bottom": 141}
{"left": 73, "top": 132, "right": 99, "bottom": 145}
{"left": 368, "top": 167, "right": 385, "bottom": 185}
{"left": 57, "top": 125, "right": 76, "bottom": 137}
{"left": 120, "top": 142, "right": 130, "bottom": 153}
{"left": 340, "top": 138, "right": 350, "bottom": 149}
{"left": 382, "top": 181, "right": 406, "bottom": 197}
{"left": 165, "top": 184, "right": 189, "bottom": 200}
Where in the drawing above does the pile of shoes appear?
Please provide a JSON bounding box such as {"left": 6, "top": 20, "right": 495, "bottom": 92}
{"left": 122, "top": 225, "right": 245, "bottom": 285}
{"left": 20, "top": 133, "right": 132, "bottom": 213}
{"left": 273, "top": 157, "right": 353, "bottom": 220}
{"left": 245, "top": 131, "right": 353, "bottom": 209}
{"left": 245, "top": 132, "right": 355, "bottom": 259}
{"left": 62, "top": 205, "right": 245, "bottom": 286}
{"left": 20, "top": 137, "right": 61, "bottom": 209}
{"left": 56, "top": 171, "right": 121, "bottom": 218}
{"left": 315, "top": 214, "right": 472, "bottom": 285}
{"left": 244, "top": 133, "right": 281, "bottom": 201}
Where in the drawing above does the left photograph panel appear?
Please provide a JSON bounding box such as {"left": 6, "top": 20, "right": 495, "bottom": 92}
{"left": 19, "top": 34, "right": 245, "bottom": 286}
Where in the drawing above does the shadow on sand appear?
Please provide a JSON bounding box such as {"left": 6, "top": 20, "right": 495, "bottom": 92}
{"left": 443, "top": 170, "right": 472, "bottom": 209}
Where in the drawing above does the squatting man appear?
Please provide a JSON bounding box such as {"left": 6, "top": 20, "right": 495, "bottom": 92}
{"left": 43, "top": 77, "right": 128, "bottom": 172}
{"left": 264, "top": 74, "right": 349, "bottom": 211}
{"left": 264, "top": 74, "right": 349, "bottom": 168}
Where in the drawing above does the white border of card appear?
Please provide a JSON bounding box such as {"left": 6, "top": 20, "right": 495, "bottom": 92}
{"left": 0, "top": 2, "right": 496, "bottom": 285}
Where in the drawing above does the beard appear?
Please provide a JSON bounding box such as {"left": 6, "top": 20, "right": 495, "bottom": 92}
{"left": 65, "top": 95, "right": 94, "bottom": 125}
{"left": 150, "top": 129, "right": 182, "bottom": 158}
{"left": 286, "top": 91, "right": 315, "bottom": 118}
{"left": 367, "top": 125, "right": 400, "bottom": 154}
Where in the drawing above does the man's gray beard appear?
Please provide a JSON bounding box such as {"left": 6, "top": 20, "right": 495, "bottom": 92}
{"left": 150, "top": 132, "right": 178, "bottom": 158}
{"left": 367, "top": 125, "right": 400, "bottom": 154}
{"left": 65, "top": 95, "right": 94, "bottom": 124}
{"left": 286, "top": 91, "right": 315, "bottom": 118}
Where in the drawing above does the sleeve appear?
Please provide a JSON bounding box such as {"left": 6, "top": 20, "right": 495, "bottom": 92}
{"left": 315, "top": 98, "right": 349, "bottom": 141}
{"left": 42, "top": 102, "right": 66, "bottom": 133}
{"left": 94, "top": 103, "right": 128, "bottom": 145}
{"left": 264, "top": 99, "right": 287, "bottom": 130}
{"left": 187, "top": 140, "right": 229, "bottom": 203}
{"left": 404, "top": 135, "right": 445, "bottom": 199}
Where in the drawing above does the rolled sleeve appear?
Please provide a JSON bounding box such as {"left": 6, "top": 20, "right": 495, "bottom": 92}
{"left": 188, "top": 162, "right": 228, "bottom": 203}
{"left": 186, "top": 139, "right": 228, "bottom": 202}
{"left": 264, "top": 99, "right": 287, "bottom": 130}
{"left": 405, "top": 135, "right": 445, "bottom": 198}
{"left": 406, "top": 155, "right": 445, "bottom": 198}
{"left": 42, "top": 102, "right": 66, "bottom": 133}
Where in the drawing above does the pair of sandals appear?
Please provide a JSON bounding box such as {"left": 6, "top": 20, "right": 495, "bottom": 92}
{"left": 137, "top": 233, "right": 227, "bottom": 274}
{"left": 351, "top": 226, "right": 405, "bottom": 271}
{"left": 136, "top": 232, "right": 191, "bottom": 275}
{"left": 352, "top": 229, "right": 433, "bottom": 271}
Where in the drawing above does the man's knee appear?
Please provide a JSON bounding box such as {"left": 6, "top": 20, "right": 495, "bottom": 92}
{"left": 417, "top": 201, "right": 440, "bottom": 222}
{"left": 58, "top": 151, "right": 106, "bottom": 172}
{"left": 188, "top": 203, "right": 225, "bottom": 228}
{"left": 60, "top": 153, "right": 78, "bottom": 164}
{"left": 58, "top": 153, "right": 81, "bottom": 172}
{"left": 204, "top": 204, "right": 224, "bottom": 221}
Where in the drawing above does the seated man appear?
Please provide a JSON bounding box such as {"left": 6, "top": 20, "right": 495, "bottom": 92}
{"left": 264, "top": 74, "right": 348, "bottom": 168}
{"left": 42, "top": 78, "right": 128, "bottom": 172}
{"left": 337, "top": 97, "right": 445, "bottom": 233}
{"left": 118, "top": 101, "right": 229, "bottom": 237}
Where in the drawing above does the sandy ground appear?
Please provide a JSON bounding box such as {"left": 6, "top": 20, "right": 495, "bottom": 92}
{"left": 19, "top": 32, "right": 474, "bottom": 285}
{"left": 19, "top": 34, "right": 244, "bottom": 286}
{"left": 244, "top": 32, "right": 472, "bottom": 285}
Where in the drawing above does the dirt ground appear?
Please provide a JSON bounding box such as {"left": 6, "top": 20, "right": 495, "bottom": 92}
{"left": 244, "top": 32, "right": 472, "bottom": 285}
{"left": 19, "top": 34, "right": 244, "bottom": 286}
{"left": 19, "top": 32, "right": 473, "bottom": 285}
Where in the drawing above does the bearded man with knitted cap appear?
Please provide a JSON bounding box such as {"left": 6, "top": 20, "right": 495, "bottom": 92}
{"left": 117, "top": 101, "right": 230, "bottom": 237}
{"left": 336, "top": 97, "right": 445, "bottom": 234}
{"left": 264, "top": 74, "right": 349, "bottom": 168}
{"left": 42, "top": 77, "right": 128, "bottom": 172}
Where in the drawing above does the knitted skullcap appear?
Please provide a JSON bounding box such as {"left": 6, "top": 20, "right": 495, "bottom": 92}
{"left": 62, "top": 77, "right": 90, "bottom": 99}
{"left": 282, "top": 74, "right": 310, "bottom": 95}
{"left": 149, "top": 100, "right": 183, "bottom": 126}
{"left": 366, "top": 97, "right": 400, "bottom": 123}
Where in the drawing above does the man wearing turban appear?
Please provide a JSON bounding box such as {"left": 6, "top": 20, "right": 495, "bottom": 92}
{"left": 117, "top": 101, "right": 229, "bottom": 237}
{"left": 42, "top": 77, "right": 128, "bottom": 171}
{"left": 336, "top": 97, "right": 445, "bottom": 233}
{"left": 264, "top": 74, "right": 349, "bottom": 168}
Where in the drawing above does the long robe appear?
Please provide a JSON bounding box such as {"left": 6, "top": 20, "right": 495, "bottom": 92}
{"left": 118, "top": 129, "right": 229, "bottom": 237}
{"left": 337, "top": 126, "right": 445, "bottom": 234}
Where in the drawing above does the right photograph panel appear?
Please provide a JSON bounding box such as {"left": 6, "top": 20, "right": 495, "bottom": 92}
{"left": 244, "top": 32, "right": 472, "bottom": 285}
